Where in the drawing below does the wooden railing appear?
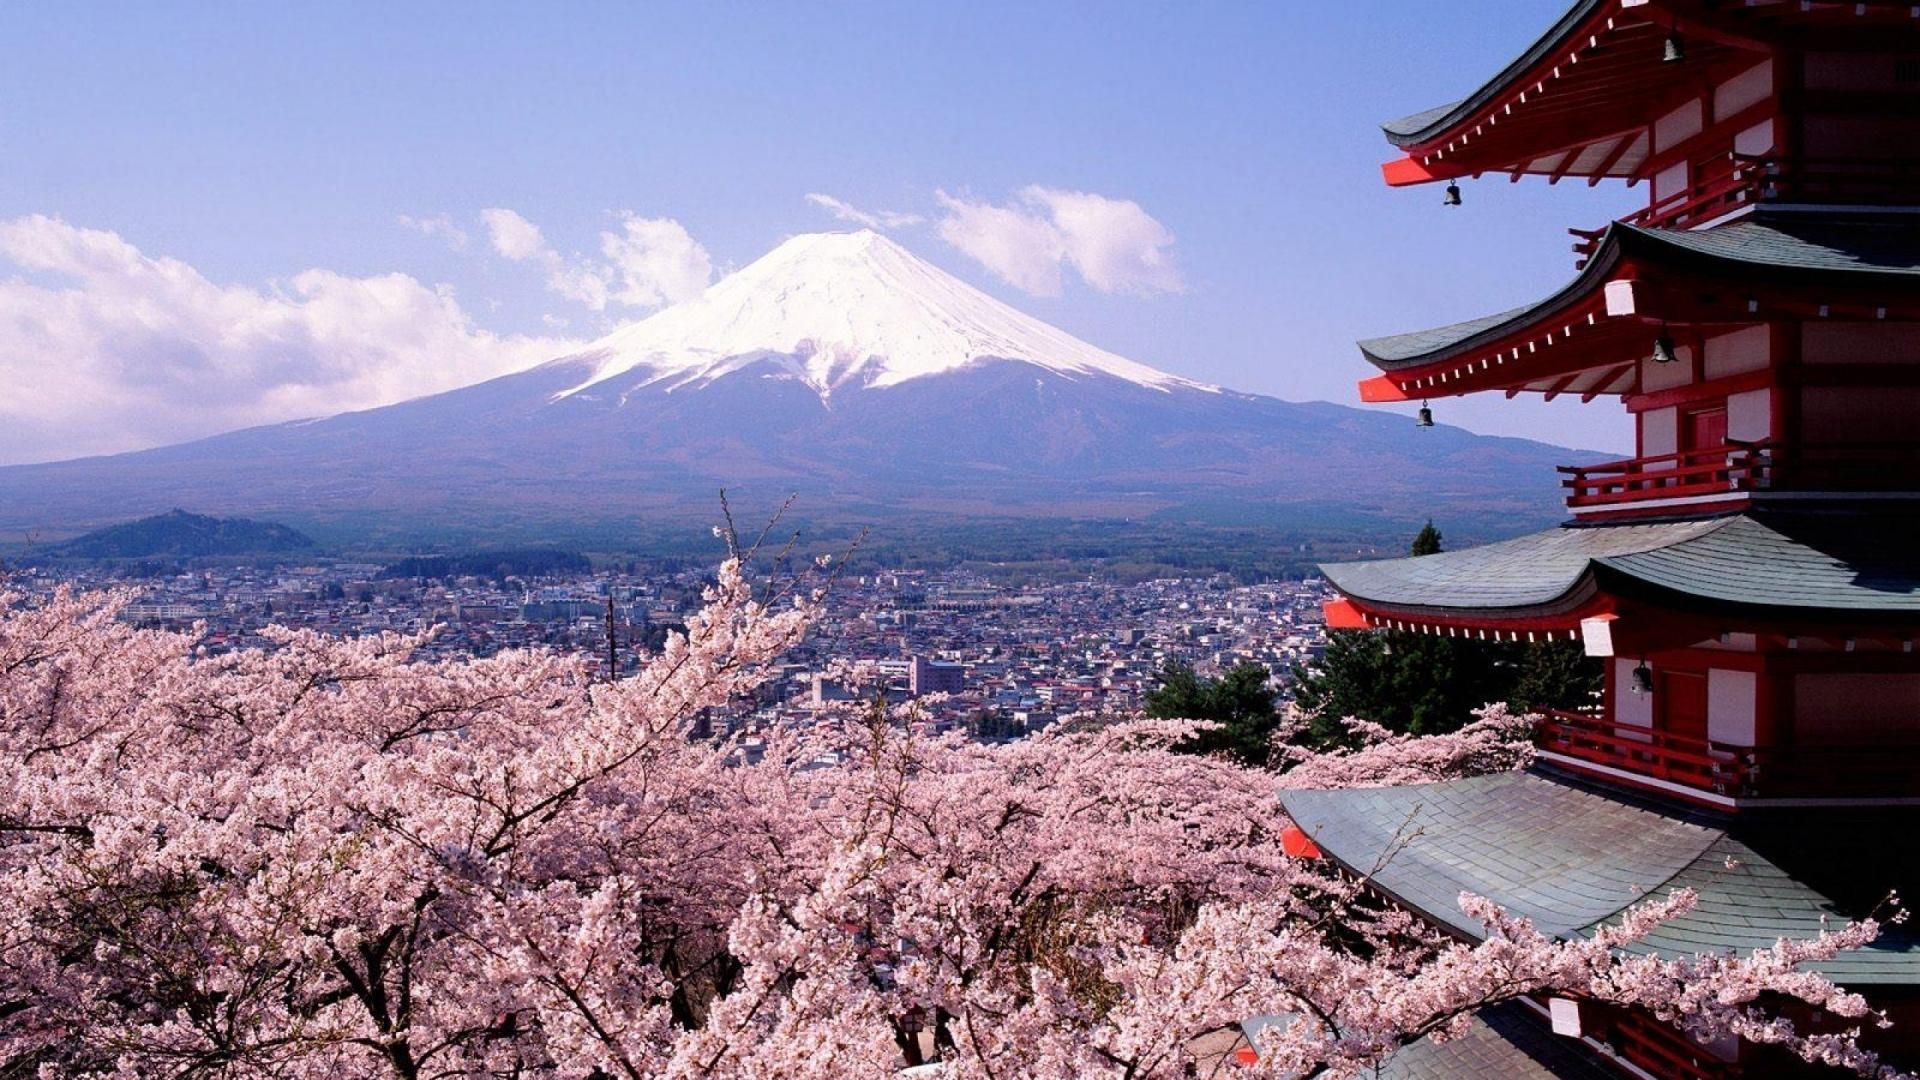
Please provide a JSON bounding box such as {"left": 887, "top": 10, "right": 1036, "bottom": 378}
{"left": 1569, "top": 154, "right": 1920, "bottom": 265}
{"left": 1536, "top": 710, "right": 1756, "bottom": 797}
{"left": 1558, "top": 442, "right": 1768, "bottom": 510}
{"left": 1536, "top": 711, "right": 1920, "bottom": 800}
{"left": 1608, "top": 1009, "right": 1729, "bottom": 1080}
{"left": 1559, "top": 440, "right": 1920, "bottom": 512}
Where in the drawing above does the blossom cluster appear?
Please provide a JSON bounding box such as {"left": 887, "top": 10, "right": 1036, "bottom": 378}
{"left": 0, "top": 572, "right": 1908, "bottom": 1078}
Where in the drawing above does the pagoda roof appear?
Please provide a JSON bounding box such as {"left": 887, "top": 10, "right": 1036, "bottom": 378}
{"left": 1320, "top": 509, "right": 1920, "bottom": 626}
{"left": 1242, "top": 1001, "right": 1614, "bottom": 1079}
{"left": 1279, "top": 770, "right": 1920, "bottom": 985}
{"left": 1374, "top": 1002, "right": 1616, "bottom": 1080}
{"left": 1356, "top": 212, "right": 1920, "bottom": 400}
{"left": 1376, "top": 0, "right": 1757, "bottom": 186}
{"left": 1380, "top": 0, "right": 1617, "bottom": 149}
{"left": 1377, "top": 0, "right": 1920, "bottom": 186}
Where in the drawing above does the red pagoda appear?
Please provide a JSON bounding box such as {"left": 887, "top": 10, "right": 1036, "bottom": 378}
{"left": 1286, "top": 2, "right": 1920, "bottom": 1076}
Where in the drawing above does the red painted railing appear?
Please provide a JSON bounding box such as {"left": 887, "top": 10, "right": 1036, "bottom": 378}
{"left": 1559, "top": 441, "right": 1920, "bottom": 513}
{"left": 1536, "top": 711, "right": 1920, "bottom": 800}
{"left": 1536, "top": 710, "right": 1756, "bottom": 796}
{"left": 1558, "top": 442, "right": 1769, "bottom": 510}
{"left": 1608, "top": 1010, "right": 1728, "bottom": 1080}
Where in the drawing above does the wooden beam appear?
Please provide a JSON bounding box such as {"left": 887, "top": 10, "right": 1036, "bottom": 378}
{"left": 1542, "top": 372, "right": 1585, "bottom": 401}
{"left": 1581, "top": 364, "right": 1638, "bottom": 402}
{"left": 1624, "top": 367, "right": 1774, "bottom": 413}
{"left": 1586, "top": 130, "right": 1642, "bottom": 186}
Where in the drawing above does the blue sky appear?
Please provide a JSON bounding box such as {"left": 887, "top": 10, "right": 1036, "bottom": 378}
{"left": 0, "top": 1, "right": 1646, "bottom": 463}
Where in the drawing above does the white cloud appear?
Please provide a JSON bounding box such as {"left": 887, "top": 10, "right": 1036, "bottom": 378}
{"left": 397, "top": 212, "right": 469, "bottom": 251}
{"left": 934, "top": 186, "right": 1184, "bottom": 297}
{"left": 0, "top": 215, "right": 578, "bottom": 465}
{"left": 601, "top": 213, "right": 714, "bottom": 309}
{"left": 934, "top": 191, "right": 1066, "bottom": 296}
{"left": 480, "top": 207, "right": 547, "bottom": 261}
{"left": 480, "top": 207, "right": 711, "bottom": 312}
{"left": 804, "top": 193, "right": 924, "bottom": 230}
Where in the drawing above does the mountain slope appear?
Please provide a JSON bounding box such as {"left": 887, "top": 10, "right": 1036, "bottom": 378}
{"left": 0, "top": 231, "right": 1590, "bottom": 543}
{"left": 557, "top": 230, "right": 1207, "bottom": 399}
{"left": 50, "top": 510, "right": 314, "bottom": 558}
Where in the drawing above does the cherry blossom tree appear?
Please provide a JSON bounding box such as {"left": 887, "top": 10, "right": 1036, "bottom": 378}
{"left": 0, "top": 569, "right": 1911, "bottom": 1078}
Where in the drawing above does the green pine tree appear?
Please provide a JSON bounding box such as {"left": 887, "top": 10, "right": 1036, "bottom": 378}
{"left": 1145, "top": 661, "right": 1280, "bottom": 767}
{"left": 1291, "top": 521, "right": 1600, "bottom": 749}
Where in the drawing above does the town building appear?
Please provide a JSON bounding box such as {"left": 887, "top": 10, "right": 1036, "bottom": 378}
{"left": 910, "top": 655, "right": 966, "bottom": 696}
{"left": 1294, "top": 3, "right": 1920, "bottom": 1076}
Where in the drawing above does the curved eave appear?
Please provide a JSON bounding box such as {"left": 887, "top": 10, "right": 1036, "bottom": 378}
{"left": 1320, "top": 512, "right": 1920, "bottom": 634}
{"left": 1359, "top": 239, "right": 1624, "bottom": 365}
{"left": 1356, "top": 237, "right": 1632, "bottom": 403}
{"left": 1380, "top": 0, "right": 1614, "bottom": 150}
{"left": 1321, "top": 583, "right": 1603, "bottom": 639}
{"left": 1279, "top": 772, "right": 1920, "bottom": 986}
{"left": 1379, "top": 0, "right": 1773, "bottom": 187}
{"left": 1615, "top": 214, "right": 1920, "bottom": 287}
{"left": 1356, "top": 215, "right": 1920, "bottom": 403}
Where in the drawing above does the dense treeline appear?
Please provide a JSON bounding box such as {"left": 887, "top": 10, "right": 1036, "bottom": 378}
{"left": 378, "top": 548, "right": 592, "bottom": 581}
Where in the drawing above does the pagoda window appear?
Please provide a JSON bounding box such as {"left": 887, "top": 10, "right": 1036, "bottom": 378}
{"left": 1680, "top": 405, "right": 1727, "bottom": 454}
{"left": 1656, "top": 668, "right": 1709, "bottom": 743}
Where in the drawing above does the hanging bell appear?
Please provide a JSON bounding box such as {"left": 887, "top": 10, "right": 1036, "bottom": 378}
{"left": 1416, "top": 403, "right": 1435, "bottom": 428}
{"left": 1662, "top": 33, "right": 1685, "bottom": 64}
{"left": 1443, "top": 181, "right": 1463, "bottom": 207}
{"left": 1651, "top": 329, "right": 1679, "bottom": 365}
{"left": 1631, "top": 662, "right": 1655, "bottom": 695}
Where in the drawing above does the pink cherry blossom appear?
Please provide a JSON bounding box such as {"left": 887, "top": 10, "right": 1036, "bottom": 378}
{"left": 0, "top": 573, "right": 1909, "bottom": 1078}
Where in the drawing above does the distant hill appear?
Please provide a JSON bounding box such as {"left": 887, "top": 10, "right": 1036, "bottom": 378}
{"left": 380, "top": 549, "right": 591, "bottom": 580}
{"left": 50, "top": 510, "right": 315, "bottom": 558}
{"left": 0, "top": 232, "right": 1598, "bottom": 549}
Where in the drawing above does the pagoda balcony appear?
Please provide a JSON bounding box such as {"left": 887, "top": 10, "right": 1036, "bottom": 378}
{"left": 1535, "top": 710, "right": 1920, "bottom": 803}
{"left": 1569, "top": 154, "right": 1920, "bottom": 267}
{"left": 1558, "top": 440, "right": 1920, "bottom": 517}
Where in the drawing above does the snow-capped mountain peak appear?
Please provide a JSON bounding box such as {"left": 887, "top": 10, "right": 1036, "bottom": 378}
{"left": 554, "top": 230, "right": 1213, "bottom": 400}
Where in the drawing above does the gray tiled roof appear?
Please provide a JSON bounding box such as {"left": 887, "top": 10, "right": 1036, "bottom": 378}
{"left": 1376, "top": 1002, "right": 1618, "bottom": 1080}
{"left": 1243, "top": 1001, "right": 1617, "bottom": 1080}
{"left": 1635, "top": 213, "right": 1920, "bottom": 277}
{"left": 1320, "top": 511, "right": 1920, "bottom": 621}
{"left": 1357, "top": 306, "right": 1541, "bottom": 366}
{"left": 1279, "top": 771, "right": 1920, "bottom": 985}
{"left": 1320, "top": 517, "right": 1722, "bottom": 614}
{"left": 1355, "top": 213, "right": 1920, "bottom": 372}
{"left": 1380, "top": 0, "right": 1609, "bottom": 146}
{"left": 1598, "top": 512, "right": 1920, "bottom": 615}
{"left": 1282, "top": 773, "right": 1718, "bottom": 940}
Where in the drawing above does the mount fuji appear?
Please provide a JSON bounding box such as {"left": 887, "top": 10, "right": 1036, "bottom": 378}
{"left": 0, "top": 230, "right": 1583, "bottom": 544}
